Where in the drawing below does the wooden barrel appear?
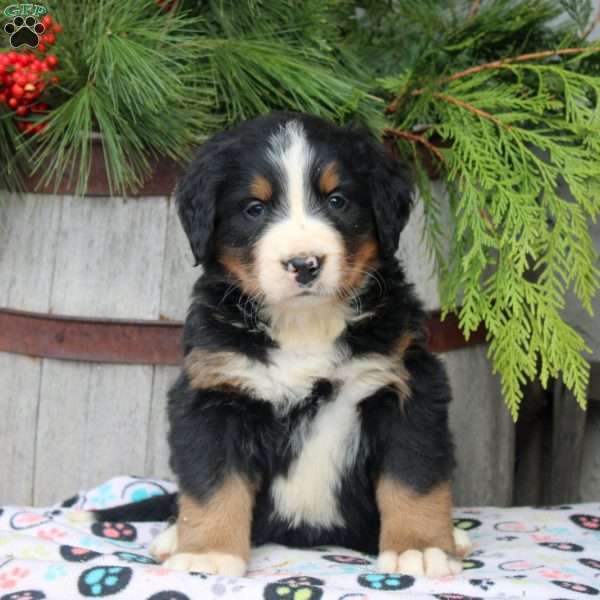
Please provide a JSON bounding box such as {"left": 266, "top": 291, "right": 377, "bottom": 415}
{"left": 0, "top": 182, "right": 514, "bottom": 506}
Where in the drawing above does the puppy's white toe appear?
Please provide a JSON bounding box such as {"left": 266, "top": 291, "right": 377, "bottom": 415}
{"left": 398, "top": 549, "right": 425, "bottom": 576}
{"left": 163, "top": 551, "right": 247, "bottom": 576}
{"left": 150, "top": 524, "right": 178, "bottom": 562}
{"left": 453, "top": 527, "right": 472, "bottom": 557}
{"left": 377, "top": 547, "right": 462, "bottom": 577}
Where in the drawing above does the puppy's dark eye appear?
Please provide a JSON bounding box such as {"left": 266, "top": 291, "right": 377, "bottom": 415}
{"left": 327, "top": 193, "right": 347, "bottom": 210}
{"left": 244, "top": 200, "right": 265, "bottom": 219}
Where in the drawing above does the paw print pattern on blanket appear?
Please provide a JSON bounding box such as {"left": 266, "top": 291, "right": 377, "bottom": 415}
{"left": 263, "top": 576, "right": 324, "bottom": 600}
{"left": 1, "top": 477, "right": 600, "bottom": 600}
{"left": 539, "top": 541, "right": 584, "bottom": 551}
{"left": 571, "top": 514, "right": 600, "bottom": 530}
{"left": 0, "top": 591, "right": 46, "bottom": 600}
{"left": 90, "top": 522, "right": 137, "bottom": 542}
{"left": 552, "top": 579, "right": 600, "bottom": 595}
{"left": 77, "top": 566, "right": 132, "bottom": 597}
{"left": 0, "top": 568, "right": 29, "bottom": 590}
{"left": 357, "top": 573, "right": 415, "bottom": 591}
{"left": 59, "top": 546, "right": 102, "bottom": 563}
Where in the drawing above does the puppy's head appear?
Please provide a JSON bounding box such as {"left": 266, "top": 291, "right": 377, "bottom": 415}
{"left": 177, "top": 112, "right": 412, "bottom": 307}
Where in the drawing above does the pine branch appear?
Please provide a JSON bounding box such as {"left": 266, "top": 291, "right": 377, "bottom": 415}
{"left": 387, "top": 45, "right": 600, "bottom": 113}
{"left": 383, "top": 128, "right": 446, "bottom": 163}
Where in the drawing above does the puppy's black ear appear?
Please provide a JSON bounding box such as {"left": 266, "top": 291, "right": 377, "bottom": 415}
{"left": 353, "top": 131, "right": 413, "bottom": 257}
{"left": 176, "top": 131, "right": 236, "bottom": 266}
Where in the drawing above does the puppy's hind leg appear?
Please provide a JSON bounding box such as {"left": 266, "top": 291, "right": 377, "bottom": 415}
{"left": 162, "top": 475, "right": 254, "bottom": 576}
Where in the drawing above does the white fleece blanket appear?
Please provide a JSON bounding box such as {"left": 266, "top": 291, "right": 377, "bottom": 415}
{"left": 1, "top": 476, "right": 599, "bottom": 600}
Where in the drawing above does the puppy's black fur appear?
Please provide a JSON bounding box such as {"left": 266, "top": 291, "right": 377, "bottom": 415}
{"left": 94, "top": 112, "right": 455, "bottom": 559}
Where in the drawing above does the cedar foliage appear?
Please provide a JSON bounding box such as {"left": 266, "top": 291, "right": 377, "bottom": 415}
{"left": 1, "top": 0, "right": 599, "bottom": 418}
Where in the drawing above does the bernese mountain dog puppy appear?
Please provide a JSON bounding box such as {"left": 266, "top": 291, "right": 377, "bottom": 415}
{"left": 91, "top": 112, "right": 471, "bottom": 577}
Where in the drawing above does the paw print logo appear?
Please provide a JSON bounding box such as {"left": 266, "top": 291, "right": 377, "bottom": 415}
{"left": 3, "top": 16, "right": 44, "bottom": 48}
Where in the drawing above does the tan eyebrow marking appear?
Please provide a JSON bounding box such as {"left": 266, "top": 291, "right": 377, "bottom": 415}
{"left": 319, "top": 161, "right": 340, "bottom": 194}
{"left": 249, "top": 175, "right": 272, "bottom": 202}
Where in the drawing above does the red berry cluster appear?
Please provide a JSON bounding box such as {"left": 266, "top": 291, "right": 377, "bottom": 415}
{"left": 37, "top": 14, "right": 63, "bottom": 53}
{"left": 0, "top": 15, "right": 61, "bottom": 134}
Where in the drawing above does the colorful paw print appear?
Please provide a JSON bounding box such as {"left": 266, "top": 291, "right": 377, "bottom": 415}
{"left": 147, "top": 593, "right": 191, "bottom": 600}
{"left": 60, "top": 546, "right": 102, "bottom": 563}
{"left": 461, "top": 559, "right": 484, "bottom": 571}
{"left": 580, "top": 558, "right": 600, "bottom": 571}
{"left": 113, "top": 551, "right": 157, "bottom": 565}
{"left": 552, "top": 580, "right": 599, "bottom": 595}
{"left": 494, "top": 521, "right": 539, "bottom": 533}
{"left": 9, "top": 513, "right": 51, "bottom": 531}
{"left": 454, "top": 518, "right": 482, "bottom": 531}
{"left": 90, "top": 522, "right": 137, "bottom": 542}
{"left": 570, "top": 514, "right": 600, "bottom": 531}
{"left": 0, "top": 568, "right": 29, "bottom": 590}
{"left": 0, "top": 591, "right": 45, "bottom": 600}
{"left": 539, "top": 542, "right": 583, "bottom": 552}
{"left": 77, "top": 566, "right": 132, "bottom": 597}
{"left": 321, "top": 555, "right": 371, "bottom": 565}
{"left": 263, "top": 576, "right": 324, "bottom": 600}
{"left": 43, "top": 565, "right": 66, "bottom": 582}
{"left": 435, "top": 595, "right": 483, "bottom": 600}
{"left": 36, "top": 527, "right": 67, "bottom": 541}
{"left": 357, "top": 573, "right": 414, "bottom": 591}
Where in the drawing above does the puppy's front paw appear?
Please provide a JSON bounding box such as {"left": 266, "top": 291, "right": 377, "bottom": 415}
{"left": 150, "top": 524, "right": 178, "bottom": 562}
{"left": 163, "top": 551, "right": 247, "bottom": 576}
{"left": 377, "top": 548, "right": 462, "bottom": 577}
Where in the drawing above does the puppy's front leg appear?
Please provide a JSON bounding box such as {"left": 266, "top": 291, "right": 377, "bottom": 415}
{"left": 162, "top": 475, "right": 253, "bottom": 576}
{"left": 376, "top": 477, "right": 463, "bottom": 577}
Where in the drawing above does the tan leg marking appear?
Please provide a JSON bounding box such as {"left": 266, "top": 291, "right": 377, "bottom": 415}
{"left": 376, "top": 478, "right": 461, "bottom": 577}
{"left": 162, "top": 476, "right": 254, "bottom": 576}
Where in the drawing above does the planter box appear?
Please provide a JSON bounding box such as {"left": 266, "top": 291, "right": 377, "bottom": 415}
{"left": 0, "top": 179, "right": 514, "bottom": 507}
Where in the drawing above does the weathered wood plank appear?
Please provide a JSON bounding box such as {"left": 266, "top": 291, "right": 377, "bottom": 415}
{"left": 580, "top": 404, "right": 600, "bottom": 501}
{"left": 145, "top": 365, "right": 179, "bottom": 480}
{"left": 0, "top": 353, "right": 41, "bottom": 504}
{"left": 0, "top": 193, "right": 62, "bottom": 311}
{"left": 34, "top": 360, "right": 153, "bottom": 505}
{"left": 445, "top": 346, "right": 515, "bottom": 506}
{"left": 158, "top": 197, "right": 198, "bottom": 321}
{"left": 547, "top": 378, "right": 587, "bottom": 504}
{"left": 50, "top": 195, "right": 168, "bottom": 319}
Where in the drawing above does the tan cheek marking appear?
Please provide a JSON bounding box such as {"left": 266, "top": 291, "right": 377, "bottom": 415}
{"left": 249, "top": 175, "right": 272, "bottom": 202}
{"left": 344, "top": 237, "right": 380, "bottom": 290}
{"left": 185, "top": 349, "right": 254, "bottom": 395}
{"left": 319, "top": 161, "right": 340, "bottom": 194}
{"left": 176, "top": 477, "right": 254, "bottom": 560}
{"left": 376, "top": 479, "right": 456, "bottom": 555}
{"left": 219, "top": 251, "right": 260, "bottom": 298}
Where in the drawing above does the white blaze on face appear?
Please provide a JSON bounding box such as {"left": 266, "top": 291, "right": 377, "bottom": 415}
{"left": 255, "top": 121, "right": 344, "bottom": 306}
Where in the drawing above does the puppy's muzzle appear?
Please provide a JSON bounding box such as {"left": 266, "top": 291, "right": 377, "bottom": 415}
{"left": 282, "top": 255, "right": 323, "bottom": 287}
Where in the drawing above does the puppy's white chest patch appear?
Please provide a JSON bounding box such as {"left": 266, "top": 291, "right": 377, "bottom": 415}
{"left": 271, "top": 388, "right": 361, "bottom": 528}
{"left": 270, "top": 353, "right": 407, "bottom": 529}
{"left": 262, "top": 343, "right": 341, "bottom": 407}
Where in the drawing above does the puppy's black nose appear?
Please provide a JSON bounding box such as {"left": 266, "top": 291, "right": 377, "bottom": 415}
{"left": 283, "top": 255, "right": 322, "bottom": 286}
